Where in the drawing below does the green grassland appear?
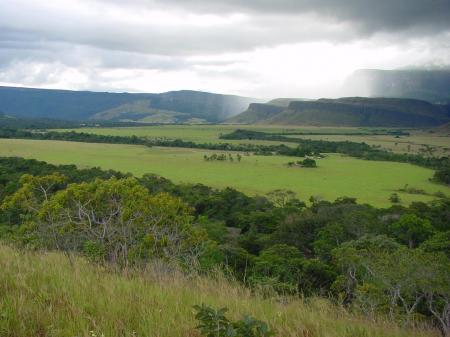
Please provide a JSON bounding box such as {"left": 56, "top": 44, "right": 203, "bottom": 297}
{"left": 80, "top": 124, "right": 249, "bottom": 142}
{"left": 286, "top": 132, "right": 450, "bottom": 156}
{"left": 60, "top": 125, "right": 394, "bottom": 141}
{"left": 1, "top": 138, "right": 448, "bottom": 207}
{"left": 60, "top": 125, "right": 450, "bottom": 155}
{"left": 61, "top": 125, "right": 295, "bottom": 146}
{"left": 0, "top": 244, "right": 434, "bottom": 337}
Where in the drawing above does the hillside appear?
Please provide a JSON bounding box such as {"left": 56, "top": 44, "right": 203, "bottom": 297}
{"left": 229, "top": 97, "right": 450, "bottom": 127}
{"left": 436, "top": 122, "right": 450, "bottom": 135}
{"left": 266, "top": 98, "right": 310, "bottom": 107}
{"left": 0, "top": 244, "right": 434, "bottom": 337}
{"left": 228, "top": 103, "right": 285, "bottom": 124}
{"left": 0, "top": 86, "right": 259, "bottom": 123}
{"left": 0, "top": 111, "right": 87, "bottom": 129}
{"left": 343, "top": 69, "right": 450, "bottom": 103}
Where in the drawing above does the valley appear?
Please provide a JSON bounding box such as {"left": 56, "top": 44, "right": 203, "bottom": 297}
{"left": 1, "top": 137, "right": 448, "bottom": 207}
{"left": 2, "top": 2, "right": 450, "bottom": 336}
{"left": 62, "top": 124, "right": 450, "bottom": 155}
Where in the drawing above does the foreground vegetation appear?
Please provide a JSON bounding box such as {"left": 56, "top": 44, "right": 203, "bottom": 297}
{"left": 0, "top": 244, "right": 435, "bottom": 337}
{"left": 0, "top": 157, "right": 449, "bottom": 336}
{"left": 0, "top": 121, "right": 448, "bottom": 336}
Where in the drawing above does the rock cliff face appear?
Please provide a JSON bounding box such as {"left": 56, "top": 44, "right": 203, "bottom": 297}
{"left": 227, "top": 103, "right": 284, "bottom": 124}
{"left": 229, "top": 97, "right": 450, "bottom": 127}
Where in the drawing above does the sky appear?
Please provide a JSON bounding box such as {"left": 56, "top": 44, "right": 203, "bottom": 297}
{"left": 0, "top": 0, "right": 449, "bottom": 98}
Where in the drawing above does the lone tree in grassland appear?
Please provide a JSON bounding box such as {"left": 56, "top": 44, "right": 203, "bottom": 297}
{"left": 389, "top": 193, "right": 401, "bottom": 204}
{"left": 301, "top": 158, "right": 317, "bottom": 168}
{"left": 287, "top": 159, "right": 317, "bottom": 168}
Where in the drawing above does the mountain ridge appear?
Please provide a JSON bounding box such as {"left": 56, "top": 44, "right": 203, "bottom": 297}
{"left": 228, "top": 97, "right": 450, "bottom": 127}
{"left": 0, "top": 86, "right": 260, "bottom": 123}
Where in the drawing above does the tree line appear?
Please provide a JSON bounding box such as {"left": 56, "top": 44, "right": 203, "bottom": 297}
{"left": 204, "top": 153, "right": 243, "bottom": 162}
{"left": 0, "top": 156, "right": 449, "bottom": 335}
{"left": 0, "top": 128, "right": 312, "bottom": 156}
{"left": 0, "top": 113, "right": 171, "bottom": 129}
{"left": 221, "top": 129, "right": 450, "bottom": 184}
{"left": 0, "top": 127, "right": 449, "bottom": 185}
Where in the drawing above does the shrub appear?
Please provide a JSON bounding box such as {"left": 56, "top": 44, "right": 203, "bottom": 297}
{"left": 193, "top": 304, "right": 274, "bottom": 337}
{"left": 433, "top": 167, "right": 450, "bottom": 185}
{"left": 389, "top": 193, "right": 400, "bottom": 204}
{"left": 300, "top": 158, "right": 317, "bottom": 168}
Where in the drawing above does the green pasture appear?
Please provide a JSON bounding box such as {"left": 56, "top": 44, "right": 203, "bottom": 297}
{"left": 60, "top": 125, "right": 450, "bottom": 155}
{"left": 64, "top": 125, "right": 373, "bottom": 141}
{"left": 1, "top": 138, "right": 448, "bottom": 207}
{"left": 62, "top": 125, "right": 264, "bottom": 142}
{"left": 287, "top": 133, "right": 450, "bottom": 156}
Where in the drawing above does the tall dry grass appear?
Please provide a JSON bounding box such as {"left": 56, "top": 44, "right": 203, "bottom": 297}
{"left": 0, "top": 244, "right": 438, "bottom": 337}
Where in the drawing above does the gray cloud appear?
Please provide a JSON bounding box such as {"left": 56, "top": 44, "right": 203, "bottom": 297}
{"left": 0, "top": 0, "right": 449, "bottom": 96}
{"left": 0, "top": 4, "right": 356, "bottom": 58}
{"left": 108, "top": 0, "right": 450, "bottom": 34}
{"left": 2, "top": 0, "right": 448, "bottom": 60}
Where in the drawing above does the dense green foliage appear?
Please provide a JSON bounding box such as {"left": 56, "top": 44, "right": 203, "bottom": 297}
{"left": 300, "top": 158, "right": 317, "bottom": 167}
{"left": 2, "top": 175, "right": 204, "bottom": 267}
{"left": 269, "top": 129, "right": 411, "bottom": 136}
{"left": 0, "top": 113, "right": 82, "bottom": 129}
{"left": 194, "top": 304, "right": 274, "bottom": 337}
{"left": 434, "top": 167, "right": 450, "bottom": 185}
{"left": 0, "top": 128, "right": 148, "bottom": 145}
{"left": 0, "top": 112, "right": 174, "bottom": 129}
{"left": 0, "top": 157, "right": 127, "bottom": 204}
{"left": 287, "top": 159, "right": 317, "bottom": 168}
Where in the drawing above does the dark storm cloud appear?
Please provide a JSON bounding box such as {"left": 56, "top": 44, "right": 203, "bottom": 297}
{"left": 1, "top": 0, "right": 448, "bottom": 61}
{"left": 117, "top": 0, "right": 450, "bottom": 34}
{"left": 0, "top": 7, "right": 354, "bottom": 58}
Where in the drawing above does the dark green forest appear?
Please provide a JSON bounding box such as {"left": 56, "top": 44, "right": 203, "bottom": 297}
{"left": 0, "top": 112, "right": 169, "bottom": 129}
